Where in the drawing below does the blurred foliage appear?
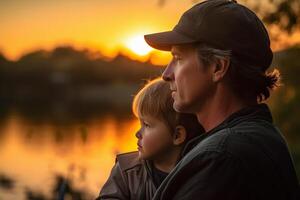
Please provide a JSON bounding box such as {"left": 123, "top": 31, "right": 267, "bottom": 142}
{"left": 0, "top": 173, "right": 93, "bottom": 200}
{"left": 263, "top": 0, "right": 299, "bottom": 32}
{"left": 268, "top": 45, "right": 300, "bottom": 178}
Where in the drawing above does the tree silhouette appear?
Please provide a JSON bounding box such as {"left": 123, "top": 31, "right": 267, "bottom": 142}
{"left": 262, "top": 0, "right": 299, "bottom": 33}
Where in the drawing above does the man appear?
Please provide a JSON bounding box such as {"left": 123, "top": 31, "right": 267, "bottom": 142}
{"left": 144, "top": 0, "right": 300, "bottom": 199}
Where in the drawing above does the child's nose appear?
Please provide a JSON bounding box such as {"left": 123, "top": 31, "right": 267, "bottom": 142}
{"left": 135, "top": 128, "right": 142, "bottom": 139}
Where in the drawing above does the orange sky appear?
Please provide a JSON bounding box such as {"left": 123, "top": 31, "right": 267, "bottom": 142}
{"left": 0, "top": 0, "right": 299, "bottom": 66}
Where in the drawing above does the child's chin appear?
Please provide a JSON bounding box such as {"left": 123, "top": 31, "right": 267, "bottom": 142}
{"left": 138, "top": 151, "right": 145, "bottom": 159}
{"left": 138, "top": 151, "right": 149, "bottom": 160}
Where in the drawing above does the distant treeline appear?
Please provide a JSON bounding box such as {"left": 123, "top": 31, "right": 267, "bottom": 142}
{"left": 0, "top": 46, "right": 162, "bottom": 88}
{"left": 0, "top": 46, "right": 163, "bottom": 122}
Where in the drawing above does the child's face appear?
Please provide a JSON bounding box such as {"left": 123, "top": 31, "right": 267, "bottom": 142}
{"left": 136, "top": 114, "right": 174, "bottom": 160}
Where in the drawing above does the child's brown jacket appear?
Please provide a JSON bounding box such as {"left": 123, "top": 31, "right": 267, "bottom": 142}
{"left": 96, "top": 151, "right": 157, "bottom": 200}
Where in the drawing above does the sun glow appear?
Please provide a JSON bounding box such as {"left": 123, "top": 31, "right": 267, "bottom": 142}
{"left": 124, "top": 35, "right": 153, "bottom": 56}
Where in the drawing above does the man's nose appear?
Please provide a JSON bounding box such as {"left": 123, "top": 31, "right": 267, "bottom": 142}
{"left": 162, "top": 61, "right": 174, "bottom": 82}
{"left": 135, "top": 128, "right": 142, "bottom": 139}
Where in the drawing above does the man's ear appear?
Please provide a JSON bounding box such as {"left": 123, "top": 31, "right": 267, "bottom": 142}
{"left": 173, "top": 125, "right": 187, "bottom": 146}
{"left": 212, "top": 57, "right": 230, "bottom": 82}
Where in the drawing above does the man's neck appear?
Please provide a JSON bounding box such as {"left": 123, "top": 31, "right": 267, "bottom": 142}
{"left": 196, "top": 87, "right": 255, "bottom": 132}
{"left": 152, "top": 147, "right": 181, "bottom": 173}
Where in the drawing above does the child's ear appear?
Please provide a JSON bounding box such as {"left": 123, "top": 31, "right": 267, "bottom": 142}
{"left": 173, "top": 125, "right": 187, "bottom": 146}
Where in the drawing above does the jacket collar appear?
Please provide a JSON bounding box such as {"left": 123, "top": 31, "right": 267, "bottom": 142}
{"left": 180, "top": 103, "right": 273, "bottom": 157}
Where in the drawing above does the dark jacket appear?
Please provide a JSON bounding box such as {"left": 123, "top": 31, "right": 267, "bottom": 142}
{"left": 152, "top": 103, "right": 300, "bottom": 200}
{"left": 96, "top": 151, "right": 157, "bottom": 200}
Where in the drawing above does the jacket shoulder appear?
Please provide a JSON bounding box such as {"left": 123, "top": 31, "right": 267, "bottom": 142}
{"left": 116, "top": 151, "right": 142, "bottom": 172}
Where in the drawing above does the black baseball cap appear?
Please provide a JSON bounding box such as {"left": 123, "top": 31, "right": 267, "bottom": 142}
{"left": 144, "top": 0, "right": 273, "bottom": 71}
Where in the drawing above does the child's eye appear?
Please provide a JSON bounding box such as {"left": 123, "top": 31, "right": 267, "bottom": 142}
{"left": 142, "top": 121, "right": 150, "bottom": 128}
{"left": 173, "top": 55, "right": 182, "bottom": 62}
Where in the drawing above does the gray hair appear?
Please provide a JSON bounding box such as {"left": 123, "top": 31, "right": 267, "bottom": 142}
{"left": 194, "top": 43, "right": 280, "bottom": 102}
{"left": 195, "top": 44, "right": 232, "bottom": 67}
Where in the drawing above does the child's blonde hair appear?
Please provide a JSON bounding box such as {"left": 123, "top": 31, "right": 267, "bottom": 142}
{"left": 132, "top": 77, "right": 203, "bottom": 140}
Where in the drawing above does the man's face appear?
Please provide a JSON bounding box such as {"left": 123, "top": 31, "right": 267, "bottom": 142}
{"left": 162, "top": 44, "right": 214, "bottom": 113}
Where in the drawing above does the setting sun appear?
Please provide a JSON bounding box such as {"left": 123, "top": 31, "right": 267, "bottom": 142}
{"left": 124, "top": 35, "right": 153, "bottom": 56}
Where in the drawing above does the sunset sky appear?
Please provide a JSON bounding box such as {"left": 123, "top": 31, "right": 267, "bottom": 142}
{"left": 1, "top": 0, "right": 299, "bottom": 65}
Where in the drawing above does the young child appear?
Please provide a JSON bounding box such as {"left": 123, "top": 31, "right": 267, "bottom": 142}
{"left": 96, "top": 77, "right": 204, "bottom": 200}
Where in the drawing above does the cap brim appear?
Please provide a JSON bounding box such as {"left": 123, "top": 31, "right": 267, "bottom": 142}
{"left": 144, "top": 30, "right": 197, "bottom": 51}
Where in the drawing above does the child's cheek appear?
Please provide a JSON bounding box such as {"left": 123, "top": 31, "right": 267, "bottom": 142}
{"left": 142, "top": 132, "right": 158, "bottom": 151}
{"left": 142, "top": 134, "right": 155, "bottom": 148}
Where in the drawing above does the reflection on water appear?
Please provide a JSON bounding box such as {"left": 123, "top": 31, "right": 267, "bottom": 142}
{"left": 0, "top": 112, "right": 139, "bottom": 200}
